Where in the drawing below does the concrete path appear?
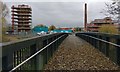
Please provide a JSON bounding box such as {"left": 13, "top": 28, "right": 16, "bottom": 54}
{"left": 44, "top": 34, "right": 119, "bottom": 70}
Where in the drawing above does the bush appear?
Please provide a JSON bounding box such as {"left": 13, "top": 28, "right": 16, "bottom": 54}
{"left": 98, "top": 24, "right": 118, "bottom": 34}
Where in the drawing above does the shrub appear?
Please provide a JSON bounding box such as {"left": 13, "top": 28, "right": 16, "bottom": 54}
{"left": 98, "top": 24, "right": 118, "bottom": 34}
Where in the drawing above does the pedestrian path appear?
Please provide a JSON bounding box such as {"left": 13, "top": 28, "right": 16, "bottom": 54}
{"left": 44, "top": 35, "right": 119, "bottom": 70}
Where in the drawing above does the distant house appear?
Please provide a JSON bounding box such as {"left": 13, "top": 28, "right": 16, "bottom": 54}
{"left": 32, "top": 26, "right": 48, "bottom": 33}
{"left": 87, "top": 17, "right": 119, "bottom": 32}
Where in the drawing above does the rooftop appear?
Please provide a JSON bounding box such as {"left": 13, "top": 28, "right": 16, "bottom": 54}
{"left": 90, "top": 17, "right": 114, "bottom": 24}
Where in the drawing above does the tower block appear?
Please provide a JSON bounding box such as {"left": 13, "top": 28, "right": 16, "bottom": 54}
{"left": 11, "top": 4, "right": 32, "bottom": 33}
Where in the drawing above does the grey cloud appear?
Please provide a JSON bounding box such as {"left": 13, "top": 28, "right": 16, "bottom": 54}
{"left": 5, "top": 2, "right": 110, "bottom": 28}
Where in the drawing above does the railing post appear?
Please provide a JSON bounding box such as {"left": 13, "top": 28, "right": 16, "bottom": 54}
{"left": 46, "top": 40, "right": 48, "bottom": 64}
{"left": 105, "top": 37, "right": 109, "bottom": 57}
{"left": 99, "top": 36, "right": 102, "bottom": 52}
{"left": 109, "top": 38, "right": 117, "bottom": 64}
{"left": 30, "top": 44, "right": 37, "bottom": 70}
{"left": 41, "top": 39, "right": 47, "bottom": 67}
{"left": 36, "top": 41, "right": 43, "bottom": 70}
{"left": 101, "top": 36, "right": 107, "bottom": 55}
{"left": 2, "top": 56, "right": 8, "bottom": 71}
{"left": 0, "top": 46, "right": 2, "bottom": 72}
{"left": 55, "top": 35, "right": 58, "bottom": 51}
{"left": 95, "top": 35, "right": 98, "bottom": 48}
{"left": 51, "top": 37, "right": 55, "bottom": 56}
{"left": 96, "top": 35, "right": 99, "bottom": 49}
{"left": 2, "top": 53, "right": 13, "bottom": 71}
{"left": 93, "top": 35, "right": 96, "bottom": 48}
{"left": 56, "top": 35, "right": 59, "bottom": 49}
{"left": 47, "top": 38, "right": 52, "bottom": 61}
{"left": 116, "top": 39, "right": 120, "bottom": 65}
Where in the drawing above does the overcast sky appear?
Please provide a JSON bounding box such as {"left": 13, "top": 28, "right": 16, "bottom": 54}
{"left": 3, "top": 0, "right": 112, "bottom": 28}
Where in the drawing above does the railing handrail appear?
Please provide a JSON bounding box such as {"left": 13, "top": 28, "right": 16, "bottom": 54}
{"left": 1, "top": 33, "right": 60, "bottom": 46}
{"left": 79, "top": 32, "right": 120, "bottom": 35}
{"left": 2, "top": 33, "right": 62, "bottom": 57}
{"left": 9, "top": 34, "right": 65, "bottom": 72}
{"left": 81, "top": 34, "right": 120, "bottom": 48}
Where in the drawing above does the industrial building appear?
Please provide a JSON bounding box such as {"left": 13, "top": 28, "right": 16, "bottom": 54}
{"left": 87, "top": 17, "right": 119, "bottom": 32}
{"left": 32, "top": 26, "right": 48, "bottom": 33}
{"left": 83, "top": 3, "right": 120, "bottom": 32}
{"left": 11, "top": 4, "right": 32, "bottom": 34}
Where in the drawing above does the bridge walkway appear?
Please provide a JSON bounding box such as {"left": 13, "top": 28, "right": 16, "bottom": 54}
{"left": 44, "top": 34, "right": 119, "bottom": 70}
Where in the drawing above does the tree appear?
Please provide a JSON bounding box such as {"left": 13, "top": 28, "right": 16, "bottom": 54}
{"left": 75, "top": 27, "right": 81, "bottom": 32}
{"left": 36, "top": 24, "right": 44, "bottom": 27}
{"left": 98, "top": 24, "right": 118, "bottom": 34}
{"left": 0, "top": 1, "right": 9, "bottom": 33}
{"left": 33, "top": 24, "right": 48, "bottom": 28}
{"left": 49, "top": 25, "right": 56, "bottom": 31}
{"left": 0, "top": 1, "right": 9, "bottom": 42}
{"left": 102, "top": 0, "right": 120, "bottom": 23}
{"left": 0, "top": 1, "right": 2, "bottom": 42}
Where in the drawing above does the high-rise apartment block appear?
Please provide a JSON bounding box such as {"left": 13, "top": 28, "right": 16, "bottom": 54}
{"left": 11, "top": 4, "right": 32, "bottom": 33}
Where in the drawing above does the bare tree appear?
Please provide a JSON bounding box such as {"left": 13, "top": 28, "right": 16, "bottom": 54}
{"left": 1, "top": 1, "right": 9, "bottom": 17}
{"left": 0, "top": 1, "right": 9, "bottom": 33}
{"left": 0, "top": 1, "right": 10, "bottom": 42}
{"left": 0, "top": 1, "right": 3, "bottom": 42}
{"left": 102, "top": 0, "right": 120, "bottom": 23}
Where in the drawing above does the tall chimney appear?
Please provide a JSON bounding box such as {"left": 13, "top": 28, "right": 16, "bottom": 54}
{"left": 84, "top": 3, "right": 87, "bottom": 31}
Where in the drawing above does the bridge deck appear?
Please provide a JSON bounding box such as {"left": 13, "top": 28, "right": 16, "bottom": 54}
{"left": 44, "top": 34, "right": 119, "bottom": 70}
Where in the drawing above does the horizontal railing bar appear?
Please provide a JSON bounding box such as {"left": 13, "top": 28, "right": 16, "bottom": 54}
{"left": 81, "top": 34, "right": 120, "bottom": 48}
{"left": 9, "top": 34, "right": 65, "bottom": 72}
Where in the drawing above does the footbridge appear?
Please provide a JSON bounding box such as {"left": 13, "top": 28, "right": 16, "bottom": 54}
{"left": 1, "top": 32, "right": 120, "bottom": 71}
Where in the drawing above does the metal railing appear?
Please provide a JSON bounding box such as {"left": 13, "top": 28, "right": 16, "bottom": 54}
{"left": 76, "top": 32, "right": 120, "bottom": 66}
{"left": 1, "top": 33, "right": 68, "bottom": 71}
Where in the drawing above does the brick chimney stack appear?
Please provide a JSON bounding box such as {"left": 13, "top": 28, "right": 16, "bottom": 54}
{"left": 84, "top": 3, "right": 87, "bottom": 31}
